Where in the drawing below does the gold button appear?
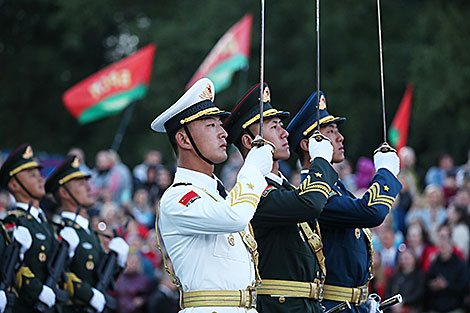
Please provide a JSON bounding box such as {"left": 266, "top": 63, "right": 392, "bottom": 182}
{"left": 279, "top": 296, "right": 285, "bottom": 303}
{"left": 88, "top": 254, "right": 93, "bottom": 259}
{"left": 41, "top": 245, "right": 45, "bottom": 251}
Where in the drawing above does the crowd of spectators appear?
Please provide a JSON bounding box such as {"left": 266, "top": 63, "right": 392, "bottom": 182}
{"left": 1, "top": 145, "right": 470, "bottom": 313}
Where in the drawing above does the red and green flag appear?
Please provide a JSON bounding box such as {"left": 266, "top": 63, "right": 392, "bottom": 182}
{"left": 388, "top": 84, "right": 414, "bottom": 152}
{"left": 186, "top": 14, "right": 253, "bottom": 92}
{"left": 63, "top": 44, "right": 156, "bottom": 124}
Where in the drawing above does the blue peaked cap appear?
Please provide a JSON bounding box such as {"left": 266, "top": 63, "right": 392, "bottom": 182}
{"left": 286, "top": 91, "right": 345, "bottom": 151}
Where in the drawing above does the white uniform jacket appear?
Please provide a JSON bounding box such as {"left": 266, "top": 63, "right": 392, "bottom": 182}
{"left": 158, "top": 164, "right": 267, "bottom": 313}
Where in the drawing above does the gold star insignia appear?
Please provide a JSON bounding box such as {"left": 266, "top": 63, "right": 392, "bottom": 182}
{"left": 314, "top": 172, "right": 323, "bottom": 178}
{"left": 383, "top": 185, "right": 390, "bottom": 192}
{"left": 247, "top": 183, "right": 254, "bottom": 190}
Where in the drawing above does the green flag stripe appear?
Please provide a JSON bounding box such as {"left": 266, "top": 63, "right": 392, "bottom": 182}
{"left": 206, "top": 54, "right": 248, "bottom": 92}
{"left": 78, "top": 84, "right": 148, "bottom": 124}
{"left": 388, "top": 126, "right": 400, "bottom": 147}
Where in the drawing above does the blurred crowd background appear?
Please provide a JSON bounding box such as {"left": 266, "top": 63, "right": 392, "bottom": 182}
{"left": 1, "top": 145, "right": 470, "bottom": 313}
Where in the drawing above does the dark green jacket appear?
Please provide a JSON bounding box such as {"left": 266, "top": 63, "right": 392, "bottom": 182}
{"left": 252, "top": 157, "right": 338, "bottom": 313}
{"left": 60, "top": 216, "right": 105, "bottom": 313}
{"left": 3, "top": 207, "right": 61, "bottom": 313}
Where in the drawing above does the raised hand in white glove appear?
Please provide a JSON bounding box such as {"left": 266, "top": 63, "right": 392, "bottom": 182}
{"left": 38, "top": 285, "right": 56, "bottom": 308}
{"left": 308, "top": 135, "right": 333, "bottom": 163}
{"left": 366, "top": 299, "right": 382, "bottom": 313}
{"left": 90, "top": 288, "right": 106, "bottom": 312}
{"left": 374, "top": 150, "right": 400, "bottom": 177}
{"left": 108, "top": 237, "right": 129, "bottom": 268}
{"left": 13, "top": 226, "right": 32, "bottom": 260}
{"left": 59, "top": 227, "right": 79, "bottom": 258}
{"left": 244, "top": 144, "right": 274, "bottom": 176}
{"left": 0, "top": 290, "right": 7, "bottom": 313}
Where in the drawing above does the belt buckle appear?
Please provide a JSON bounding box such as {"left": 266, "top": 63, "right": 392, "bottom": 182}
{"left": 247, "top": 286, "right": 257, "bottom": 309}
{"left": 358, "top": 286, "right": 368, "bottom": 305}
{"left": 311, "top": 278, "right": 324, "bottom": 301}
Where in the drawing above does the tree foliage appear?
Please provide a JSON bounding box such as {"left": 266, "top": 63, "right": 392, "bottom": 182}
{"left": 1, "top": 0, "right": 469, "bottom": 170}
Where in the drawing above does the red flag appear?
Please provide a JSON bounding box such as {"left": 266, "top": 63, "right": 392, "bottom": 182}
{"left": 388, "top": 84, "right": 413, "bottom": 152}
{"left": 63, "top": 44, "right": 156, "bottom": 124}
{"left": 186, "top": 14, "right": 253, "bottom": 92}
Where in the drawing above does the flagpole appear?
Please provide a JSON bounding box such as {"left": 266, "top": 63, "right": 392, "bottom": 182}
{"left": 111, "top": 101, "right": 136, "bottom": 152}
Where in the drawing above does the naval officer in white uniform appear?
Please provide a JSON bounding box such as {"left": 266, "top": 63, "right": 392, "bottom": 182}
{"left": 150, "top": 78, "right": 274, "bottom": 312}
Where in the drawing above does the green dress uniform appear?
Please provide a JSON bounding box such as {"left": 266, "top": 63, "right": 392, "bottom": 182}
{"left": 60, "top": 213, "right": 105, "bottom": 312}
{"left": 223, "top": 83, "right": 338, "bottom": 313}
{"left": 3, "top": 203, "right": 61, "bottom": 313}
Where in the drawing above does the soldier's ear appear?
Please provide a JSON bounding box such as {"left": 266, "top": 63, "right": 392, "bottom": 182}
{"left": 240, "top": 133, "right": 253, "bottom": 151}
{"left": 7, "top": 178, "right": 19, "bottom": 192}
{"left": 299, "top": 138, "right": 309, "bottom": 153}
{"left": 175, "top": 129, "right": 191, "bottom": 151}
{"left": 58, "top": 186, "right": 69, "bottom": 200}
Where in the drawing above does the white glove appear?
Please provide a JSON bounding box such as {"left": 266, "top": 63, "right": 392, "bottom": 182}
{"left": 59, "top": 227, "right": 79, "bottom": 258}
{"left": 0, "top": 290, "right": 7, "bottom": 313}
{"left": 244, "top": 144, "right": 274, "bottom": 176}
{"left": 13, "top": 226, "right": 32, "bottom": 260}
{"left": 374, "top": 150, "right": 400, "bottom": 176}
{"left": 308, "top": 136, "right": 333, "bottom": 162}
{"left": 108, "top": 237, "right": 129, "bottom": 268}
{"left": 38, "top": 285, "right": 56, "bottom": 308}
{"left": 366, "top": 299, "right": 382, "bottom": 313}
{"left": 90, "top": 288, "right": 106, "bottom": 312}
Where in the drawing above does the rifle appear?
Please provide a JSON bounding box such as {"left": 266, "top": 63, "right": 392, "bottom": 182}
{"left": 379, "top": 294, "right": 402, "bottom": 311}
{"left": 324, "top": 301, "right": 351, "bottom": 313}
{"left": 34, "top": 205, "right": 85, "bottom": 311}
{"left": 85, "top": 218, "right": 130, "bottom": 313}
{"left": 0, "top": 240, "right": 20, "bottom": 308}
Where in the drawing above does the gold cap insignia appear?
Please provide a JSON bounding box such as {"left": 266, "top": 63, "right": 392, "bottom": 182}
{"left": 263, "top": 87, "right": 271, "bottom": 103}
{"left": 22, "top": 146, "right": 33, "bottom": 159}
{"left": 199, "top": 83, "right": 213, "bottom": 100}
{"left": 319, "top": 95, "right": 326, "bottom": 110}
{"left": 71, "top": 157, "right": 80, "bottom": 169}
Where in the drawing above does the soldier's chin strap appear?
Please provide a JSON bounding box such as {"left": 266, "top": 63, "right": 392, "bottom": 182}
{"left": 13, "top": 175, "right": 40, "bottom": 200}
{"left": 183, "top": 124, "right": 214, "bottom": 166}
{"left": 62, "top": 183, "right": 84, "bottom": 210}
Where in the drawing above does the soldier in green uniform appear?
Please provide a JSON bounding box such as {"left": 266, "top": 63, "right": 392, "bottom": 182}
{"left": 223, "top": 83, "right": 338, "bottom": 312}
{"left": 45, "top": 155, "right": 129, "bottom": 313}
{"left": 0, "top": 143, "right": 78, "bottom": 313}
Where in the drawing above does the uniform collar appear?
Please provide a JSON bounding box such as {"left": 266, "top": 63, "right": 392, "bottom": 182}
{"left": 266, "top": 171, "right": 287, "bottom": 185}
{"left": 174, "top": 167, "right": 218, "bottom": 194}
{"left": 15, "top": 202, "right": 44, "bottom": 223}
{"left": 61, "top": 211, "right": 90, "bottom": 233}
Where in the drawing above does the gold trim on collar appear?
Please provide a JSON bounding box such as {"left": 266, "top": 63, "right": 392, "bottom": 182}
{"left": 58, "top": 171, "right": 88, "bottom": 185}
{"left": 302, "top": 116, "right": 338, "bottom": 136}
{"left": 242, "top": 109, "right": 285, "bottom": 129}
{"left": 180, "top": 107, "right": 224, "bottom": 125}
{"left": 9, "top": 161, "right": 40, "bottom": 177}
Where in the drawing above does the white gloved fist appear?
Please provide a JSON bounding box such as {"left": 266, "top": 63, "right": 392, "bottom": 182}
{"left": 374, "top": 150, "right": 400, "bottom": 176}
{"left": 13, "top": 226, "right": 32, "bottom": 260}
{"left": 59, "top": 227, "right": 79, "bottom": 258}
{"left": 38, "top": 285, "right": 56, "bottom": 308}
{"left": 244, "top": 144, "right": 274, "bottom": 176}
{"left": 0, "top": 290, "right": 7, "bottom": 313}
{"left": 366, "top": 299, "right": 382, "bottom": 313}
{"left": 308, "top": 136, "right": 333, "bottom": 162}
{"left": 108, "top": 237, "right": 129, "bottom": 268}
{"left": 90, "top": 288, "right": 106, "bottom": 312}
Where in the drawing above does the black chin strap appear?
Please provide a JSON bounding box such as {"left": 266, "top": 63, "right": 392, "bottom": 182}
{"left": 62, "top": 183, "right": 84, "bottom": 209}
{"left": 183, "top": 124, "right": 214, "bottom": 165}
{"left": 14, "top": 175, "right": 40, "bottom": 200}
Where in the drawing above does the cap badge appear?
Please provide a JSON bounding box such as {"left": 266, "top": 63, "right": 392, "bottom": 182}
{"left": 199, "top": 84, "right": 213, "bottom": 100}
{"left": 22, "top": 146, "right": 33, "bottom": 159}
{"left": 71, "top": 157, "right": 80, "bottom": 169}
{"left": 318, "top": 95, "right": 327, "bottom": 110}
{"left": 263, "top": 87, "right": 271, "bottom": 103}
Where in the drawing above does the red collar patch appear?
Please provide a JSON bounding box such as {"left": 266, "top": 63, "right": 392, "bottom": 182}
{"left": 179, "top": 191, "right": 201, "bottom": 207}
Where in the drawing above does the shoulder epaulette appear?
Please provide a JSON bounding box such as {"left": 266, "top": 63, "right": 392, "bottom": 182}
{"left": 173, "top": 182, "right": 192, "bottom": 187}
{"left": 7, "top": 209, "right": 27, "bottom": 217}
